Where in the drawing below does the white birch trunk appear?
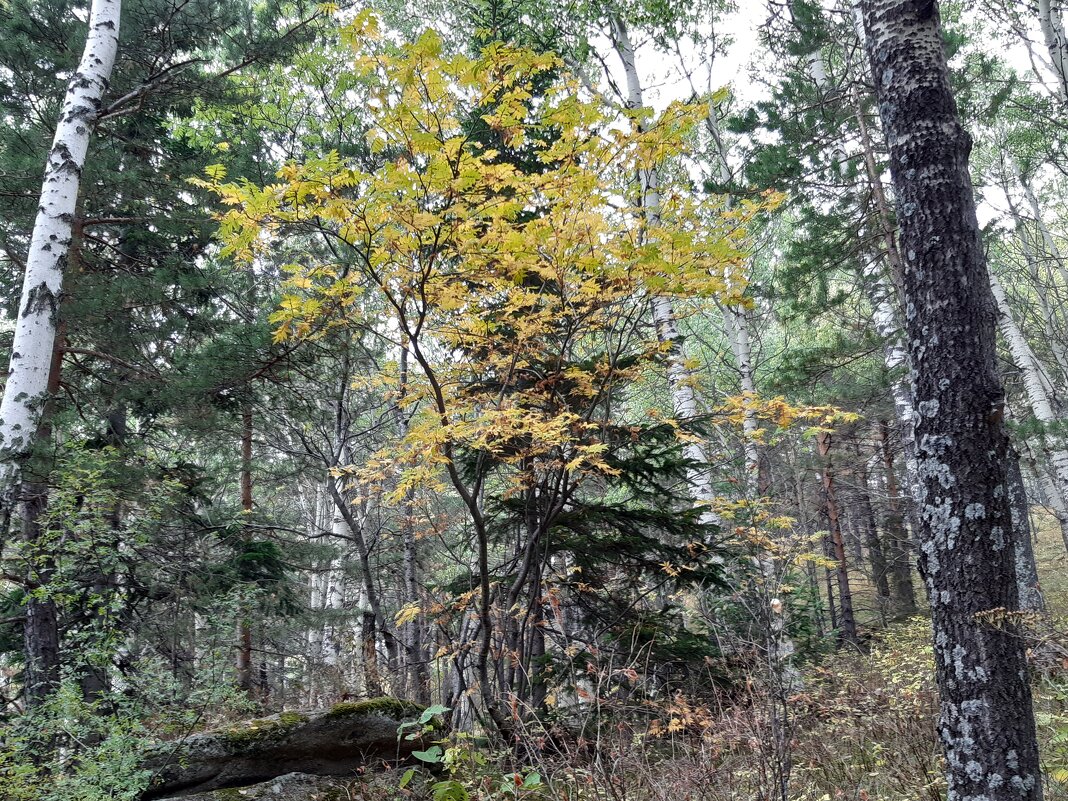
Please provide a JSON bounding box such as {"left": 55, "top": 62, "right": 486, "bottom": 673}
{"left": 705, "top": 22, "right": 801, "bottom": 688}
{"left": 0, "top": 0, "right": 121, "bottom": 506}
{"left": 609, "top": 14, "right": 719, "bottom": 524}
{"left": 866, "top": 266, "right": 919, "bottom": 473}
{"left": 990, "top": 272, "right": 1068, "bottom": 522}
{"left": 1039, "top": 0, "right": 1068, "bottom": 101}
{"left": 321, "top": 510, "right": 348, "bottom": 672}
{"left": 1003, "top": 193, "right": 1068, "bottom": 383}
{"left": 722, "top": 307, "right": 761, "bottom": 489}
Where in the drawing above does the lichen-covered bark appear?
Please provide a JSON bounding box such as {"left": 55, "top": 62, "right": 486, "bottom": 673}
{"left": 861, "top": 1, "right": 1043, "bottom": 798}
{"left": 0, "top": 0, "right": 120, "bottom": 510}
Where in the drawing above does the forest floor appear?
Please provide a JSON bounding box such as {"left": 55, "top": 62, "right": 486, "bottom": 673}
{"left": 149, "top": 516, "right": 1068, "bottom": 801}
{"left": 384, "top": 518, "right": 1068, "bottom": 801}
{"left": 768, "top": 508, "right": 1068, "bottom": 801}
{"left": 397, "top": 516, "right": 1068, "bottom": 801}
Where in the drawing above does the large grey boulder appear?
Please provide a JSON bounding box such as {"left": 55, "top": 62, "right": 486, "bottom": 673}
{"left": 141, "top": 698, "right": 424, "bottom": 799}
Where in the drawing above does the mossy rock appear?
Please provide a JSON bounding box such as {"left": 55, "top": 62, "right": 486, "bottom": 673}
{"left": 326, "top": 697, "right": 423, "bottom": 720}
{"left": 222, "top": 712, "right": 309, "bottom": 747}
{"left": 141, "top": 699, "right": 425, "bottom": 799}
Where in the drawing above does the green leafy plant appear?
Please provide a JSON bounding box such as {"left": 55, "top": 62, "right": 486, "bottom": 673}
{"left": 397, "top": 707, "right": 543, "bottom": 801}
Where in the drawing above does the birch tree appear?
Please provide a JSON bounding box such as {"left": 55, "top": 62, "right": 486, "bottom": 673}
{"left": 860, "top": 1, "right": 1043, "bottom": 797}
{"left": 606, "top": 13, "right": 721, "bottom": 522}
{"left": 0, "top": 0, "right": 121, "bottom": 510}
{"left": 989, "top": 271, "right": 1068, "bottom": 552}
{"left": 1039, "top": 0, "right": 1068, "bottom": 101}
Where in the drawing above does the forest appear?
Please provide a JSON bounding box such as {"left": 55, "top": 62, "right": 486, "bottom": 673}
{"left": 0, "top": 0, "right": 1066, "bottom": 799}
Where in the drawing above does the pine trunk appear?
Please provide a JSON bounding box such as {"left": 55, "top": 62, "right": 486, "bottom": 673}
{"left": 236, "top": 406, "right": 254, "bottom": 694}
{"left": 861, "top": 1, "right": 1043, "bottom": 796}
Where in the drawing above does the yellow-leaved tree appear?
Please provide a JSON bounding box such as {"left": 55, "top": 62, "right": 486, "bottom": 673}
{"left": 196, "top": 12, "right": 804, "bottom": 734}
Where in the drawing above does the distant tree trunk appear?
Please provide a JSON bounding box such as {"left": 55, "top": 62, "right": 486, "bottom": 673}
{"left": 0, "top": 0, "right": 121, "bottom": 511}
{"left": 861, "top": 2, "right": 1043, "bottom": 797}
{"left": 877, "top": 421, "right": 917, "bottom": 616}
{"left": 1022, "top": 439, "right": 1068, "bottom": 551}
{"left": 322, "top": 511, "right": 348, "bottom": 689}
{"left": 999, "top": 162, "right": 1068, "bottom": 384}
{"left": 853, "top": 451, "right": 891, "bottom": 619}
{"left": 22, "top": 485, "right": 61, "bottom": 711}
{"left": 855, "top": 104, "right": 925, "bottom": 532}
{"left": 1006, "top": 452, "right": 1045, "bottom": 613}
{"left": 989, "top": 272, "right": 1068, "bottom": 545}
{"left": 397, "top": 345, "right": 430, "bottom": 704}
{"left": 820, "top": 529, "right": 838, "bottom": 632}
{"left": 236, "top": 405, "right": 254, "bottom": 694}
{"left": 815, "top": 433, "right": 858, "bottom": 645}
{"left": 328, "top": 474, "right": 394, "bottom": 697}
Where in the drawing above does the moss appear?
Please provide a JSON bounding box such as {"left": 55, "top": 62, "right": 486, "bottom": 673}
{"left": 326, "top": 696, "right": 423, "bottom": 721}
{"left": 222, "top": 711, "right": 308, "bottom": 746}
{"left": 212, "top": 790, "right": 246, "bottom": 801}
{"left": 277, "top": 711, "right": 309, "bottom": 726}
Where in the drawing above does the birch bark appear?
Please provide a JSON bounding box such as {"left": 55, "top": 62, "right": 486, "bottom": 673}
{"left": 0, "top": 0, "right": 121, "bottom": 509}
{"left": 1039, "top": 0, "right": 1068, "bottom": 101}
{"left": 608, "top": 15, "right": 719, "bottom": 524}
{"left": 989, "top": 271, "right": 1068, "bottom": 517}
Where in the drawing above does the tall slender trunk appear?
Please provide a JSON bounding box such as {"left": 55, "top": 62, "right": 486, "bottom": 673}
{"left": 989, "top": 274, "right": 1068, "bottom": 538}
{"left": 397, "top": 345, "right": 430, "bottom": 703}
{"left": 1039, "top": 0, "right": 1068, "bottom": 101}
{"left": 0, "top": 0, "right": 121, "bottom": 510}
{"left": 855, "top": 104, "right": 925, "bottom": 527}
{"left": 815, "top": 433, "right": 858, "bottom": 645}
{"left": 22, "top": 485, "right": 61, "bottom": 711}
{"left": 877, "top": 420, "right": 917, "bottom": 615}
{"left": 1006, "top": 451, "right": 1045, "bottom": 613}
{"left": 328, "top": 475, "right": 395, "bottom": 697}
{"left": 236, "top": 406, "right": 254, "bottom": 694}
{"left": 1000, "top": 168, "right": 1068, "bottom": 382}
{"left": 322, "top": 512, "right": 347, "bottom": 679}
{"left": 861, "top": 2, "right": 1043, "bottom": 797}
{"left": 21, "top": 324, "right": 67, "bottom": 711}
{"left": 853, "top": 451, "right": 891, "bottom": 616}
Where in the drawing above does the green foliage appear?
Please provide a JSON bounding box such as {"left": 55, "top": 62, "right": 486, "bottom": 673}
{"left": 0, "top": 681, "right": 153, "bottom": 801}
{"left": 399, "top": 719, "right": 545, "bottom": 801}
